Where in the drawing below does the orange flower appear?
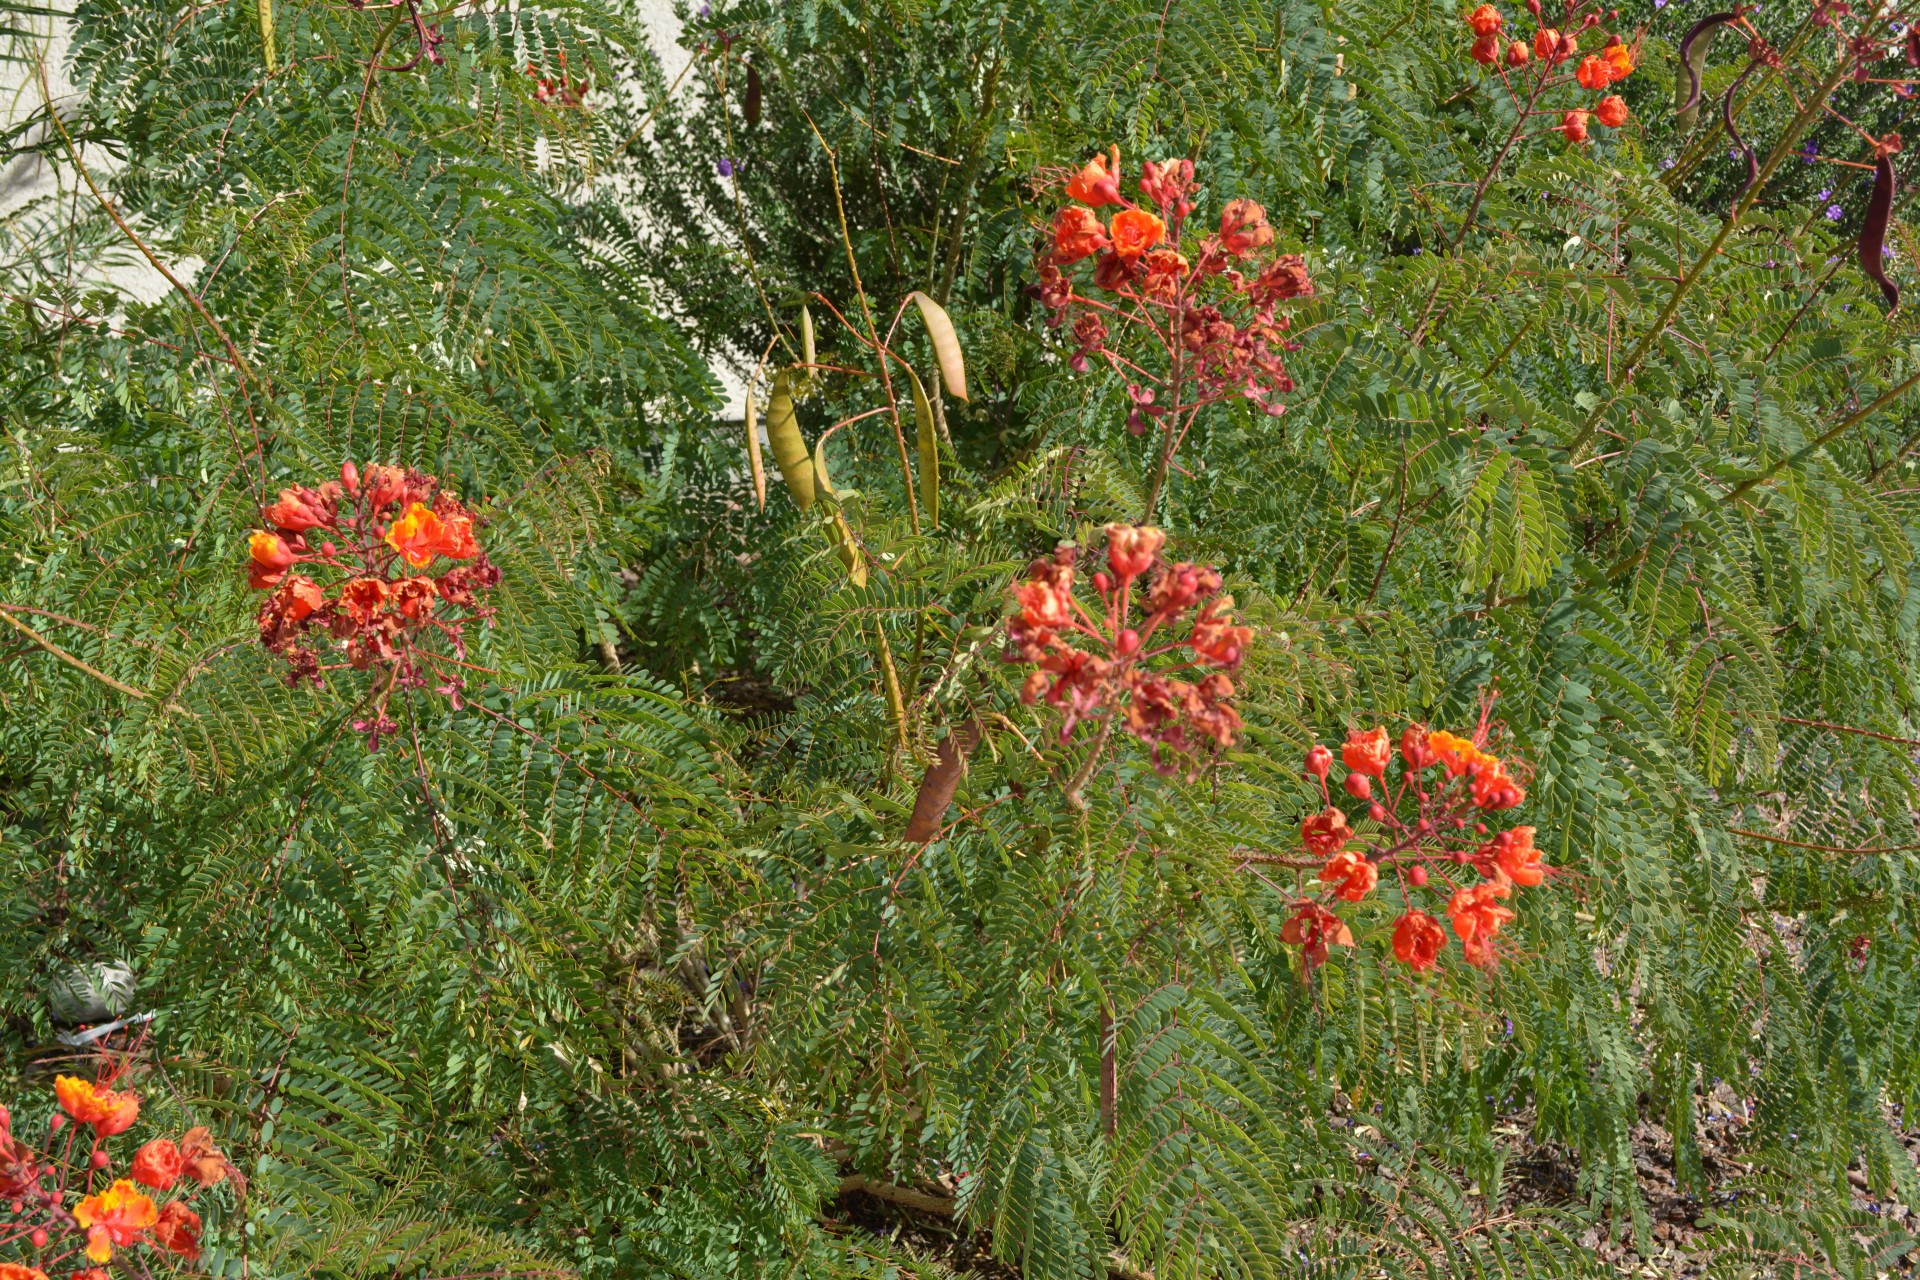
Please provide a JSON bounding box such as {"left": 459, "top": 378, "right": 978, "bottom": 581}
{"left": 1014, "top": 576, "right": 1073, "bottom": 631}
{"left": 384, "top": 502, "right": 450, "bottom": 568}
{"left": 1470, "top": 33, "right": 1499, "bottom": 64}
{"left": 1469, "top": 759, "right": 1526, "bottom": 810}
{"left": 1108, "top": 208, "right": 1166, "bottom": 259}
{"left": 1218, "top": 199, "right": 1273, "bottom": 255}
{"left": 0, "top": 1265, "right": 50, "bottom": 1280}
{"left": 1281, "top": 901, "right": 1353, "bottom": 969}
{"left": 1601, "top": 41, "right": 1634, "bottom": 80}
{"left": 248, "top": 530, "right": 294, "bottom": 589}
{"left": 1465, "top": 3, "right": 1503, "bottom": 35}
{"left": 131, "top": 1137, "right": 184, "bottom": 1191}
{"left": 1052, "top": 206, "right": 1110, "bottom": 265}
{"left": 274, "top": 575, "right": 325, "bottom": 623}
{"left": 1392, "top": 910, "right": 1447, "bottom": 970}
{"left": 1142, "top": 248, "right": 1190, "bottom": 295}
{"left": 1065, "top": 151, "right": 1122, "bottom": 207}
{"left": 55, "top": 1077, "right": 139, "bottom": 1138}
{"left": 69, "top": 1271, "right": 109, "bottom": 1280}
{"left": 1485, "top": 825, "right": 1545, "bottom": 886}
{"left": 1594, "top": 93, "right": 1628, "bottom": 127}
{"left": 152, "top": 1200, "right": 202, "bottom": 1260}
{"left": 1448, "top": 882, "right": 1515, "bottom": 967}
{"left": 1341, "top": 726, "right": 1391, "bottom": 778}
{"left": 1505, "top": 39, "right": 1530, "bottom": 65}
{"left": 1189, "top": 598, "right": 1252, "bottom": 668}
{"left": 1105, "top": 524, "right": 1165, "bottom": 581}
{"left": 72, "top": 1179, "right": 157, "bottom": 1262}
{"left": 177, "top": 1127, "right": 229, "bottom": 1187}
{"left": 1575, "top": 54, "right": 1609, "bottom": 90}
{"left": 390, "top": 576, "right": 442, "bottom": 621}
{"left": 1533, "top": 27, "right": 1571, "bottom": 62}
{"left": 264, "top": 486, "right": 333, "bottom": 533}
{"left": 1320, "top": 849, "right": 1378, "bottom": 902}
{"left": 431, "top": 505, "right": 479, "bottom": 559}
{"left": 338, "top": 577, "right": 391, "bottom": 624}
{"left": 1301, "top": 807, "right": 1352, "bottom": 856}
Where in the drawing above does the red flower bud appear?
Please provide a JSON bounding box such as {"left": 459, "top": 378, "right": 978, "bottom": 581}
{"left": 1343, "top": 771, "right": 1372, "bottom": 800}
{"left": 1305, "top": 744, "right": 1334, "bottom": 780}
{"left": 1465, "top": 3, "right": 1504, "bottom": 36}
{"left": 1408, "top": 865, "right": 1429, "bottom": 887}
{"left": 1470, "top": 33, "right": 1500, "bottom": 63}
{"left": 1117, "top": 628, "right": 1140, "bottom": 656}
{"left": 341, "top": 459, "right": 360, "bottom": 492}
{"left": 29, "top": 1226, "right": 47, "bottom": 1247}
{"left": 90, "top": 1148, "right": 110, "bottom": 1169}
{"left": 1369, "top": 802, "right": 1387, "bottom": 821}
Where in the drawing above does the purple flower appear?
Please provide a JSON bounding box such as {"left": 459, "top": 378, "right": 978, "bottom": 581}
{"left": 1503, "top": 1018, "right": 1514, "bottom": 1036}
{"left": 1660, "top": 156, "right": 1676, "bottom": 170}
{"left": 717, "top": 157, "right": 734, "bottom": 177}
{"left": 1827, "top": 204, "right": 1844, "bottom": 220}
{"left": 1411, "top": 246, "right": 1423, "bottom": 255}
{"left": 697, "top": 1, "right": 710, "bottom": 14}
{"left": 1801, "top": 140, "right": 1819, "bottom": 162}
{"left": 1817, "top": 187, "right": 1831, "bottom": 200}
{"left": 1886, "top": 245, "right": 1897, "bottom": 259}
{"left": 1655, "top": 0, "right": 1667, "bottom": 8}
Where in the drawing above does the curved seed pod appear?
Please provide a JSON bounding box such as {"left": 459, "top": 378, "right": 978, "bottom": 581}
{"left": 908, "top": 290, "right": 968, "bottom": 401}
{"left": 800, "top": 303, "right": 815, "bottom": 368}
{"left": 744, "top": 391, "right": 766, "bottom": 510}
{"left": 903, "top": 718, "right": 984, "bottom": 842}
{"left": 1675, "top": 13, "right": 1735, "bottom": 132}
{"left": 811, "top": 435, "right": 868, "bottom": 584}
{"left": 765, "top": 371, "right": 815, "bottom": 509}
{"left": 1860, "top": 153, "right": 1900, "bottom": 312}
{"left": 743, "top": 62, "right": 762, "bottom": 126}
{"left": 907, "top": 364, "right": 939, "bottom": 528}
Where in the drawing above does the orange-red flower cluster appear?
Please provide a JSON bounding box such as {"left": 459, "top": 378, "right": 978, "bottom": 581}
{"left": 1037, "top": 148, "right": 1311, "bottom": 424}
{"left": 1279, "top": 697, "right": 1548, "bottom": 975}
{"left": 4, "top": 1072, "right": 230, "bottom": 1271}
{"left": 1460, "top": 5, "right": 1638, "bottom": 143}
{"left": 247, "top": 461, "right": 500, "bottom": 745}
{"left": 1008, "top": 525, "right": 1251, "bottom": 774}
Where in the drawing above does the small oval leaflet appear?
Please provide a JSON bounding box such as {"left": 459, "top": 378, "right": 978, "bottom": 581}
{"left": 908, "top": 290, "right": 968, "bottom": 401}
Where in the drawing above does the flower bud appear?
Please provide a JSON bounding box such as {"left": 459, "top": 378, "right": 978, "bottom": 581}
{"left": 1117, "top": 628, "right": 1140, "bottom": 656}
{"left": 90, "top": 1148, "right": 110, "bottom": 1169}
{"left": 1305, "top": 744, "right": 1334, "bottom": 780}
{"left": 1525, "top": 0, "right": 1539, "bottom": 12}
{"left": 1343, "top": 772, "right": 1372, "bottom": 800}
{"left": 29, "top": 1227, "right": 46, "bottom": 1247}
{"left": 1470, "top": 33, "right": 1500, "bottom": 63}
{"left": 49, "top": 1115, "right": 65, "bottom": 1133}
{"left": 1408, "top": 865, "right": 1429, "bottom": 887}
{"left": 341, "top": 460, "right": 360, "bottom": 492}
{"left": 1369, "top": 803, "right": 1387, "bottom": 822}
{"left": 1475, "top": 822, "right": 1487, "bottom": 833}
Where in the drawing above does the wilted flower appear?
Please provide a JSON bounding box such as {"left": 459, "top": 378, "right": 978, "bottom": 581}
{"left": 1320, "top": 849, "right": 1379, "bottom": 901}
{"left": 131, "top": 1138, "right": 184, "bottom": 1191}
{"left": 1301, "top": 807, "right": 1353, "bottom": 856}
{"left": 1052, "top": 206, "right": 1110, "bottom": 264}
{"left": 1560, "top": 109, "right": 1590, "bottom": 144}
{"left": 1281, "top": 901, "right": 1354, "bottom": 969}
{"left": 152, "top": 1200, "right": 203, "bottom": 1260}
{"left": 1218, "top": 199, "right": 1274, "bottom": 254}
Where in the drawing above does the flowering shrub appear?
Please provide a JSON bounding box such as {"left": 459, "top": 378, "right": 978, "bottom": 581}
{"left": 246, "top": 461, "right": 500, "bottom": 745}
{"left": 1033, "top": 149, "right": 1314, "bottom": 514}
{"left": 1007, "top": 524, "right": 1251, "bottom": 782}
{"left": 1281, "top": 703, "right": 1545, "bottom": 973}
{"left": 0, "top": 1070, "right": 232, "bottom": 1275}
{"left": 1459, "top": 0, "right": 1640, "bottom": 144}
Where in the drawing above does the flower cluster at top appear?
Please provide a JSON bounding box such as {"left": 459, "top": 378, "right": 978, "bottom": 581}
{"left": 1035, "top": 148, "right": 1314, "bottom": 436}
{"left": 0, "top": 1070, "right": 234, "bottom": 1277}
{"left": 1007, "top": 524, "right": 1253, "bottom": 775}
{"left": 1280, "top": 706, "right": 1546, "bottom": 974}
{"left": 246, "top": 461, "right": 501, "bottom": 745}
{"left": 1462, "top": 0, "right": 1639, "bottom": 143}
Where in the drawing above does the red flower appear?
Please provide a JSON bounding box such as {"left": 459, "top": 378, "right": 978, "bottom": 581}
{"left": 1399, "top": 724, "right": 1432, "bottom": 769}
{"left": 1014, "top": 570, "right": 1074, "bottom": 632}
{"left": 1392, "top": 910, "right": 1447, "bottom": 970}
{"left": 264, "top": 485, "right": 335, "bottom": 533}
{"left": 338, "top": 577, "right": 391, "bottom": 624}
{"left": 1053, "top": 206, "right": 1110, "bottom": 264}
{"left": 152, "top": 1200, "right": 202, "bottom": 1260}
{"left": 1146, "top": 562, "right": 1221, "bottom": 613}
{"left": 55, "top": 1077, "right": 139, "bottom": 1138}
{"left": 1465, "top": 3, "right": 1503, "bottom": 35}
{"left": 1109, "top": 208, "right": 1166, "bottom": 259}
{"left": 432, "top": 504, "right": 480, "bottom": 559}
{"left": 131, "top": 1138, "right": 184, "bottom": 1191}
{"left": 1218, "top": 199, "right": 1274, "bottom": 255}
{"left": 384, "top": 502, "right": 452, "bottom": 568}
{"left": 1321, "top": 849, "right": 1378, "bottom": 901}
{"left": 1105, "top": 524, "right": 1165, "bottom": 581}
{"left": 0, "top": 1265, "right": 50, "bottom": 1280}
{"left": 362, "top": 464, "right": 412, "bottom": 511}
{"left": 274, "top": 575, "right": 325, "bottom": 623}
{"left": 1601, "top": 41, "right": 1635, "bottom": 80}
{"left": 1505, "top": 39, "right": 1530, "bottom": 65}
{"left": 1281, "top": 901, "right": 1353, "bottom": 969}
{"left": 1470, "top": 33, "right": 1500, "bottom": 64}
{"left": 1301, "top": 807, "right": 1352, "bottom": 856}
{"left": 1594, "top": 94, "right": 1628, "bottom": 127}
{"left": 1065, "top": 151, "right": 1122, "bottom": 207}
{"left": 390, "top": 576, "right": 442, "bottom": 621}
{"left": 72, "top": 1179, "right": 157, "bottom": 1262}
{"left": 1448, "top": 882, "right": 1515, "bottom": 967}
{"left": 1342, "top": 726, "right": 1391, "bottom": 777}
{"left": 1575, "top": 54, "right": 1610, "bottom": 89}
{"left": 1485, "top": 825, "right": 1545, "bottom": 886}
{"left": 1142, "top": 248, "right": 1190, "bottom": 295}
{"left": 1250, "top": 254, "right": 1314, "bottom": 304}
{"left": 1469, "top": 759, "right": 1526, "bottom": 810}
{"left": 177, "top": 1127, "right": 229, "bottom": 1187}
{"left": 1189, "top": 598, "right": 1252, "bottom": 667}
{"left": 248, "top": 530, "right": 294, "bottom": 589}
{"left": 1534, "top": 27, "right": 1571, "bottom": 62}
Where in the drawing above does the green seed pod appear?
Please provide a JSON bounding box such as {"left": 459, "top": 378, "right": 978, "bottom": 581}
{"left": 765, "top": 371, "right": 815, "bottom": 509}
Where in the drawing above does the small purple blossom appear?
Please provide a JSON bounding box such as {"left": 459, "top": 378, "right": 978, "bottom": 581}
{"left": 697, "top": 1, "right": 710, "bottom": 14}
{"left": 1801, "top": 140, "right": 1819, "bottom": 162}
{"left": 1660, "top": 156, "right": 1676, "bottom": 170}
{"left": 1817, "top": 187, "right": 1832, "bottom": 200}
{"left": 1886, "top": 245, "right": 1898, "bottom": 259}
{"left": 1827, "top": 204, "right": 1844, "bottom": 220}
{"left": 717, "top": 157, "right": 734, "bottom": 177}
